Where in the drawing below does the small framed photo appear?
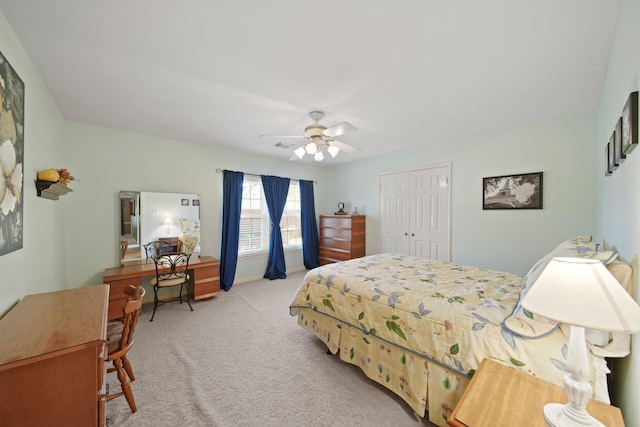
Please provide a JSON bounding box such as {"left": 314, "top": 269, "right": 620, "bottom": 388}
{"left": 181, "top": 199, "right": 189, "bottom": 206}
{"left": 605, "top": 142, "right": 612, "bottom": 177}
{"left": 609, "top": 132, "right": 617, "bottom": 172}
{"left": 192, "top": 199, "right": 200, "bottom": 206}
{"left": 483, "top": 172, "right": 543, "bottom": 210}
{"left": 622, "top": 91, "right": 638, "bottom": 155}
{"left": 614, "top": 117, "right": 625, "bottom": 165}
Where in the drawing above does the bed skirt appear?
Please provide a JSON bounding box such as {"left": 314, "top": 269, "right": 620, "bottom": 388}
{"left": 295, "top": 308, "right": 470, "bottom": 427}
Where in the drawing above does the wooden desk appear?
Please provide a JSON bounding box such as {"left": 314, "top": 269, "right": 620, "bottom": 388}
{"left": 448, "top": 358, "right": 625, "bottom": 427}
{"left": 0, "top": 285, "right": 109, "bottom": 427}
{"left": 104, "top": 255, "right": 220, "bottom": 320}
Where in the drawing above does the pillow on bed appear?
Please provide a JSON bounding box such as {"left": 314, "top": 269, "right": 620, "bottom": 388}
{"left": 503, "top": 236, "right": 619, "bottom": 338}
{"left": 180, "top": 218, "right": 200, "bottom": 234}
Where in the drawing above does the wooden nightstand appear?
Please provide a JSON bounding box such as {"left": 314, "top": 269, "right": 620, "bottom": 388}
{"left": 448, "top": 358, "right": 625, "bottom": 427}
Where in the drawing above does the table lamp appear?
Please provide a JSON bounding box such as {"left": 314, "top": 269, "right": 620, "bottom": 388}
{"left": 163, "top": 217, "right": 173, "bottom": 236}
{"left": 521, "top": 257, "right": 640, "bottom": 427}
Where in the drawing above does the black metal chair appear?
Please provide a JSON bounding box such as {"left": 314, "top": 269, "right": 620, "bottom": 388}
{"left": 150, "top": 252, "right": 193, "bottom": 321}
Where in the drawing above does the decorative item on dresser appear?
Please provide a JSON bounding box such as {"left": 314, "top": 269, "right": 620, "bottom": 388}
{"left": 103, "top": 256, "right": 220, "bottom": 321}
{"left": 318, "top": 214, "right": 365, "bottom": 265}
{"left": 0, "top": 285, "right": 109, "bottom": 426}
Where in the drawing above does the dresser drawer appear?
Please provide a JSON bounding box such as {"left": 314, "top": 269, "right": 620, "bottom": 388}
{"left": 320, "top": 237, "right": 352, "bottom": 251}
{"left": 319, "top": 248, "right": 351, "bottom": 261}
{"left": 192, "top": 265, "right": 220, "bottom": 300}
{"left": 320, "top": 227, "right": 352, "bottom": 240}
{"left": 320, "top": 216, "right": 353, "bottom": 229}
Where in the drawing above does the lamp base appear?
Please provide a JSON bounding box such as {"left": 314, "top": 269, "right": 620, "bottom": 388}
{"left": 543, "top": 403, "right": 604, "bottom": 427}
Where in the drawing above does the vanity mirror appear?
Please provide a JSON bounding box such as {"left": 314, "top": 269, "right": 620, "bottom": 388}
{"left": 119, "top": 191, "right": 200, "bottom": 262}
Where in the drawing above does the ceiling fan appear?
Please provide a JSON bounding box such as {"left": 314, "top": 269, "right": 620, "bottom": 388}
{"left": 261, "top": 111, "right": 360, "bottom": 161}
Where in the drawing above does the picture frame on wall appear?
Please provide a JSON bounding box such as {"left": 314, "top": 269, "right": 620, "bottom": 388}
{"left": 622, "top": 91, "right": 638, "bottom": 155}
{"left": 181, "top": 199, "right": 189, "bottom": 206}
{"left": 608, "top": 132, "right": 617, "bottom": 172}
{"left": 605, "top": 142, "right": 612, "bottom": 176}
{"left": 0, "top": 50, "right": 25, "bottom": 256}
{"left": 614, "top": 117, "right": 625, "bottom": 165}
{"left": 482, "top": 172, "right": 543, "bottom": 210}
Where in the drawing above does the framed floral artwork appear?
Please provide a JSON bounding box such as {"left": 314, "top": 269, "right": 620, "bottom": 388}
{"left": 0, "top": 50, "right": 25, "bottom": 256}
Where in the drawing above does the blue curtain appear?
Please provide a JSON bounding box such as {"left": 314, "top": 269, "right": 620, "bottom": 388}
{"left": 261, "top": 175, "right": 290, "bottom": 280}
{"left": 220, "top": 170, "right": 244, "bottom": 291}
{"left": 299, "top": 180, "right": 319, "bottom": 269}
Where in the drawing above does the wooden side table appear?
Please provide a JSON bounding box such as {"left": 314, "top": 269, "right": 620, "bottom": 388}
{"left": 448, "top": 358, "right": 625, "bottom": 427}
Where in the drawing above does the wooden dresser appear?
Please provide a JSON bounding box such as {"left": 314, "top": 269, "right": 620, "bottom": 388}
{"left": 319, "top": 215, "right": 366, "bottom": 265}
{"left": 0, "top": 285, "right": 109, "bottom": 427}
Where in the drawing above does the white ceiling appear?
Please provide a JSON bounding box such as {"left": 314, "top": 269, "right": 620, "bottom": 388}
{"left": 0, "top": 0, "right": 619, "bottom": 165}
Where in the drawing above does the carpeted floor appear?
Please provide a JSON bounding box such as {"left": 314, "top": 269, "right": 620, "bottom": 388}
{"left": 105, "top": 270, "right": 437, "bottom": 427}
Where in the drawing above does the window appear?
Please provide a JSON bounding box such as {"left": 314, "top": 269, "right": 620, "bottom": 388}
{"left": 238, "top": 176, "right": 301, "bottom": 254}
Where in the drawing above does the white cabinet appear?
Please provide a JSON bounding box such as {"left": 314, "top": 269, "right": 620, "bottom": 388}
{"left": 379, "top": 164, "right": 450, "bottom": 262}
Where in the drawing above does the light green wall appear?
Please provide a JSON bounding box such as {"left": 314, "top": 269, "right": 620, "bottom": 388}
{"left": 326, "top": 112, "right": 597, "bottom": 276}
{"left": 1, "top": 2, "right": 638, "bottom": 424}
{"left": 64, "top": 120, "right": 329, "bottom": 288}
{"left": 0, "top": 10, "right": 68, "bottom": 316}
{"left": 596, "top": 0, "right": 640, "bottom": 424}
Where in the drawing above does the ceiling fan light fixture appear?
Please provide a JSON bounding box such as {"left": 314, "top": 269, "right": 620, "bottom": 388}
{"left": 294, "top": 146, "right": 306, "bottom": 159}
{"left": 314, "top": 151, "right": 324, "bottom": 161}
{"left": 327, "top": 144, "right": 340, "bottom": 158}
{"left": 305, "top": 142, "right": 316, "bottom": 155}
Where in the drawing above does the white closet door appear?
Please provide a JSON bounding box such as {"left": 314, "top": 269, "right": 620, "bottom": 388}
{"left": 379, "top": 172, "right": 410, "bottom": 255}
{"left": 379, "top": 164, "right": 450, "bottom": 262}
{"left": 409, "top": 166, "right": 450, "bottom": 262}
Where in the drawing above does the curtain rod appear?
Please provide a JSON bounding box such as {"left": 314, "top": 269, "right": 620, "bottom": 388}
{"left": 215, "top": 168, "right": 317, "bottom": 184}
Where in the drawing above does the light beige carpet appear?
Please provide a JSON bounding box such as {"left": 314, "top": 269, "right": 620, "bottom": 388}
{"left": 105, "top": 269, "right": 437, "bottom": 427}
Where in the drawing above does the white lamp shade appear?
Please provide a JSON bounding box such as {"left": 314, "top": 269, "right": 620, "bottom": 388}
{"left": 163, "top": 218, "right": 173, "bottom": 226}
{"left": 314, "top": 150, "right": 324, "bottom": 161}
{"left": 327, "top": 144, "right": 340, "bottom": 157}
{"left": 294, "top": 146, "right": 306, "bottom": 159}
{"left": 522, "top": 257, "right": 640, "bottom": 332}
{"left": 304, "top": 142, "right": 316, "bottom": 155}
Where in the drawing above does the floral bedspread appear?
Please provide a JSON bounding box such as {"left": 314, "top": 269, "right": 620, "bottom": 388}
{"left": 289, "top": 254, "right": 606, "bottom": 421}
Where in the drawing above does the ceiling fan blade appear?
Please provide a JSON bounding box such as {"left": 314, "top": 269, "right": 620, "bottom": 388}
{"left": 323, "top": 121, "right": 357, "bottom": 138}
{"left": 330, "top": 139, "right": 362, "bottom": 153}
{"left": 259, "top": 134, "right": 307, "bottom": 139}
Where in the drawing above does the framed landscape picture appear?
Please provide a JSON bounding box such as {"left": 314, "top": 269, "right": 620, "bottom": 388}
{"left": 483, "top": 172, "right": 543, "bottom": 210}
{"left": 622, "top": 91, "right": 638, "bottom": 155}
{"left": 605, "top": 142, "right": 612, "bottom": 176}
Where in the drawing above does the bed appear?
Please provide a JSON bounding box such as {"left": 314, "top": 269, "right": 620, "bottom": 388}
{"left": 289, "top": 236, "right": 631, "bottom": 426}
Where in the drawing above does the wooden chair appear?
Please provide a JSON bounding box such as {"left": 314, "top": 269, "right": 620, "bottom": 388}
{"left": 120, "top": 240, "right": 129, "bottom": 259}
{"left": 106, "top": 285, "right": 145, "bottom": 412}
{"left": 150, "top": 252, "right": 193, "bottom": 321}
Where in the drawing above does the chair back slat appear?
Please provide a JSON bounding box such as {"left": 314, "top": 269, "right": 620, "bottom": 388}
{"left": 154, "top": 253, "right": 191, "bottom": 282}
{"left": 116, "top": 286, "right": 145, "bottom": 351}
